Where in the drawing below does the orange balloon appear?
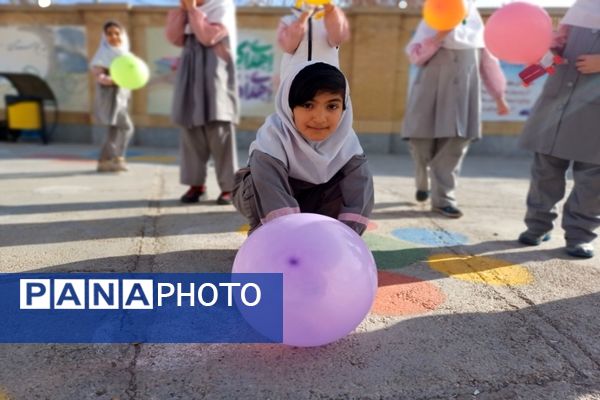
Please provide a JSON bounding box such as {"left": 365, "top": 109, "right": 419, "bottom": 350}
{"left": 423, "top": 0, "right": 468, "bottom": 31}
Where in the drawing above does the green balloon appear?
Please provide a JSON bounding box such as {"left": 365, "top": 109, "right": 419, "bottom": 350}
{"left": 109, "top": 54, "right": 150, "bottom": 90}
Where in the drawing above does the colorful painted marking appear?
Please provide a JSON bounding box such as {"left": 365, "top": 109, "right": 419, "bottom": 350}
{"left": 238, "top": 224, "right": 250, "bottom": 235}
{"left": 392, "top": 227, "right": 468, "bottom": 247}
{"left": 363, "top": 233, "right": 429, "bottom": 270}
{"left": 428, "top": 253, "right": 533, "bottom": 286}
{"left": 371, "top": 271, "right": 445, "bottom": 316}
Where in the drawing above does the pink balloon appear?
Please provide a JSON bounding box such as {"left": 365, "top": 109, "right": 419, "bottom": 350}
{"left": 484, "top": 2, "right": 553, "bottom": 65}
{"left": 232, "top": 213, "right": 377, "bottom": 347}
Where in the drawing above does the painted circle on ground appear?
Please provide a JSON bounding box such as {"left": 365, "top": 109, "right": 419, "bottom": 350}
{"left": 33, "top": 185, "right": 92, "bottom": 195}
{"left": 366, "top": 221, "right": 378, "bottom": 231}
{"left": 237, "top": 224, "right": 250, "bottom": 235}
{"left": 428, "top": 253, "right": 533, "bottom": 285}
{"left": 363, "top": 233, "right": 429, "bottom": 269}
{"left": 392, "top": 227, "right": 468, "bottom": 247}
{"left": 371, "top": 271, "right": 445, "bottom": 316}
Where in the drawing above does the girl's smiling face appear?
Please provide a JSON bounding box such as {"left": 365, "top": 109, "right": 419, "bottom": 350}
{"left": 105, "top": 25, "right": 122, "bottom": 48}
{"left": 292, "top": 91, "right": 344, "bottom": 142}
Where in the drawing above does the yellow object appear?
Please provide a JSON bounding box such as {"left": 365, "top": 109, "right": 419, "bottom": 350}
{"left": 7, "top": 100, "right": 42, "bottom": 130}
{"left": 304, "top": 0, "right": 331, "bottom": 6}
{"left": 423, "top": 0, "right": 467, "bottom": 31}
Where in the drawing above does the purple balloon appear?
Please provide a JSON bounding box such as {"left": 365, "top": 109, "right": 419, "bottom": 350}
{"left": 233, "top": 213, "right": 378, "bottom": 347}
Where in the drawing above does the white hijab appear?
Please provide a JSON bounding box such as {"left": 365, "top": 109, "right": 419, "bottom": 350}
{"left": 249, "top": 61, "right": 364, "bottom": 185}
{"left": 90, "top": 21, "right": 130, "bottom": 69}
{"left": 185, "top": 0, "right": 237, "bottom": 58}
{"left": 407, "top": 0, "right": 485, "bottom": 53}
{"left": 561, "top": 0, "right": 600, "bottom": 30}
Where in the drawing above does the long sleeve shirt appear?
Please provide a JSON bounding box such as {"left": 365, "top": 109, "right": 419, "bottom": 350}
{"left": 406, "top": 37, "right": 506, "bottom": 101}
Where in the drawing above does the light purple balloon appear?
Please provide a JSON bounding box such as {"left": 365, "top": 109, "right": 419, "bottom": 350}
{"left": 232, "top": 213, "right": 378, "bottom": 347}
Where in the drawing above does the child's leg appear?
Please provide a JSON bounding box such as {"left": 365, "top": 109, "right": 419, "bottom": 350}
{"left": 561, "top": 160, "right": 600, "bottom": 246}
{"left": 428, "top": 137, "right": 470, "bottom": 208}
{"left": 180, "top": 126, "right": 210, "bottom": 186}
{"left": 408, "top": 139, "right": 434, "bottom": 192}
{"left": 98, "top": 126, "right": 119, "bottom": 161}
{"left": 114, "top": 111, "right": 134, "bottom": 158}
{"left": 524, "top": 153, "right": 569, "bottom": 235}
{"left": 232, "top": 168, "right": 263, "bottom": 234}
{"left": 205, "top": 121, "right": 238, "bottom": 193}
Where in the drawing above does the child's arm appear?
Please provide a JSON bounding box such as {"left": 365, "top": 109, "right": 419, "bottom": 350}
{"left": 250, "top": 151, "right": 301, "bottom": 224}
{"left": 323, "top": 4, "right": 350, "bottom": 48}
{"left": 91, "top": 66, "right": 114, "bottom": 86}
{"left": 277, "top": 11, "right": 310, "bottom": 54}
{"left": 165, "top": 8, "right": 188, "bottom": 47}
{"left": 187, "top": 8, "right": 229, "bottom": 47}
{"left": 406, "top": 30, "right": 449, "bottom": 66}
{"left": 480, "top": 49, "right": 510, "bottom": 115}
{"left": 337, "top": 154, "right": 374, "bottom": 236}
{"left": 551, "top": 24, "right": 570, "bottom": 56}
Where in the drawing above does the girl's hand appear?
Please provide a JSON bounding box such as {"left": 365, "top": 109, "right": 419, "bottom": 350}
{"left": 576, "top": 54, "right": 600, "bottom": 74}
{"left": 98, "top": 73, "right": 114, "bottom": 86}
{"left": 323, "top": 3, "right": 335, "bottom": 14}
{"left": 297, "top": 10, "right": 310, "bottom": 26}
{"left": 434, "top": 29, "right": 452, "bottom": 42}
{"left": 496, "top": 97, "right": 510, "bottom": 116}
{"left": 182, "top": 0, "right": 196, "bottom": 11}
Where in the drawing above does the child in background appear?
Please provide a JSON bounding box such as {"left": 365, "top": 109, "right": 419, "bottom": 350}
{"left": 233, "top": 62, "right": 374, "bottom": 236}
{"left": 518, "top": 0, "right": 600, "bottom": 258}
{"left": 402, "top": 0, "right": 509, "bottom": 218}
{"left": 166, "top": 0, "right": 239, "bottom": 205}
{"left": 278, "top": 1, "right": 350, "bottom": 78}
{"left": 90, "top": 20, "right": 134, "bottom": 173}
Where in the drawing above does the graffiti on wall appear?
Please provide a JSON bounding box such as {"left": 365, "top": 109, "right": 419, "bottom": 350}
{"left": 145, "top": 27, "right": 281, "bottom": 117}
{"left": 0, "top": 26, "right": 89, "bottom": 111}
{"left": 236, "top": 29, "right": 280, "bottom": 116}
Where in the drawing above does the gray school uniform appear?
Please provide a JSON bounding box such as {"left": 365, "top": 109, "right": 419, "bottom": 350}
{"left": 233, "top": 150, "right": 374, "bottom": 236}
{"left": 401, "top": 48, "right": 481, "bottom": 207}
{"left": 94, "top": 83, "right": 133, "bottom": 161}
{"left": 519, "top": 26, "right": 600, "bottom": 245}
{"left": 172, "top": 35, "right": 239, "bottom": 189}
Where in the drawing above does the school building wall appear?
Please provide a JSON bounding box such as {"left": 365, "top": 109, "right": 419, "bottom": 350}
{"left": 0, "top": 4, "right": 569, "bottom": 155}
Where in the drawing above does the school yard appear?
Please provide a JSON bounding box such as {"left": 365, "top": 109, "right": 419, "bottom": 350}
{"left": 0, "top": 142, "right": 598, "bottom": 400}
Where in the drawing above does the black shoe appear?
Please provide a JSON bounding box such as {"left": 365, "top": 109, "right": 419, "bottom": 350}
{"left": 216, "top": 192, "right": 232, "bottom": 205}
{"left": 518, "top": 231, "right": 551, "bottom": 246}
{"left": 180, "top": 186, "right": 206, "bottom": 203}
{"left": 433, "top": 205, "right": 463, "bottom": 218}
{"left": 565, "top": 244, "right": 594, "bottom": 259}
{"left": 416, "top": 190, "right": 430, "bottom": 202}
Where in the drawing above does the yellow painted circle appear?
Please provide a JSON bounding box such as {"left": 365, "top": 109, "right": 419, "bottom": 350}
{"left": 237, "top": 224, "right": 250, "bottom": 235}
{"left": 428, "top": 253, "right": 533, "bottom": 286}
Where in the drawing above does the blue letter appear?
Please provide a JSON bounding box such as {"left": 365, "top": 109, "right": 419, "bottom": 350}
{"left": 57, "top": 283, "right": 82, "bottom": 306}
{"left": 125, "top": 283, "right": 150, "bottom": 306}
{"left": 26, "top": 283, "right": 46, "bottom": 306}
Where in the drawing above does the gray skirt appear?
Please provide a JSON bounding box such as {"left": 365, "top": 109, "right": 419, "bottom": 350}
{"left": 171, "top": 35, "right": 239, "bottom": 128}
{"left": 94, "top": 83, "right": 130, "bottom": 126}
{"left": 402, "top": 48, "right": 481, "bottom": 140}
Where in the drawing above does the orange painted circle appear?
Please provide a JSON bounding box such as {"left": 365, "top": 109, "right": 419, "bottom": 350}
{"left": 371, "top": 271, "right": 445, "bottom": 316}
